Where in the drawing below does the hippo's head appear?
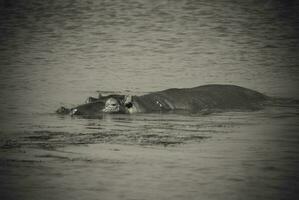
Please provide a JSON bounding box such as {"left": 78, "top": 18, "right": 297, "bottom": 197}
{"left": 56, "top": 94, "right": 134, "bottom": 116}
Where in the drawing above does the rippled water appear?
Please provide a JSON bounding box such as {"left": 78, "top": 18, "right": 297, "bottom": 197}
{"left": 0, "top": 0, "right": 299, "bottom": 200}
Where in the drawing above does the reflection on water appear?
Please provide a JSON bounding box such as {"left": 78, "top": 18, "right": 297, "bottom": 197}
{"left": 0, "top": 0, "right": 299, "bottom": 199}
{"left": 1, "top": 106, "right": 299, "bottom": 200}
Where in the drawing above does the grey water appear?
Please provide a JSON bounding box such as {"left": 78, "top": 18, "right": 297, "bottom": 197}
{"left": 0, "top": 0, "right": 299, "bottom": 199}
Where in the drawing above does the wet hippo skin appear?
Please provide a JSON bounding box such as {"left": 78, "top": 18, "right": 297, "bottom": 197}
{"left": 56, "top": 84, "right": 269, "bottom": 116}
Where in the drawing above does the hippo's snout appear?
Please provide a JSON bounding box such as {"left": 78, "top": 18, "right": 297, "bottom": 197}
{"left": 56, "top": 106, "right": 71, "bottom": 115}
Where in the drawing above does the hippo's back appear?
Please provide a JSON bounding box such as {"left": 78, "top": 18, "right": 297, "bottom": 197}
{"left": 145, "top": 84, "right": 269, "bottom": 112}
{"left": 190, "top": 84, "right": 268, "bottom": 102}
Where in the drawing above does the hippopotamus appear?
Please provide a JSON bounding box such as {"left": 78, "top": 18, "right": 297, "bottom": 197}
{"left": 56, "top": 84, "right": 270, "bottom": 116}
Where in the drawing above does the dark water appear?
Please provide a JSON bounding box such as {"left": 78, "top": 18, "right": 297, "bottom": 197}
{"left": 0, "top": 0, "right": 299, "bottom": 199}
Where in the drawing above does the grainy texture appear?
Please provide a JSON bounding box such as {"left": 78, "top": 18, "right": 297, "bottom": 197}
{"left": 0, "top": 0, "right": 299, "bottom": 200}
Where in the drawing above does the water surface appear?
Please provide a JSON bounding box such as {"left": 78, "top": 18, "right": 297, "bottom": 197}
{"left": 0, "top": 0, "right": 299, "bottom": 199}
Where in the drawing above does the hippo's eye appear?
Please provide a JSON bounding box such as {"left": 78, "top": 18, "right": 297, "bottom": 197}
{"left": 125, "top": 102, "right": 133, "bottom": 108}
{"left": 111, "top": 103, "right": 116, "bottom": 106}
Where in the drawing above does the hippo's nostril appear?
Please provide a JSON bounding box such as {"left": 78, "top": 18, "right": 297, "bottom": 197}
{"left": 56, "top": 106, "right": 70, "bottom": 114}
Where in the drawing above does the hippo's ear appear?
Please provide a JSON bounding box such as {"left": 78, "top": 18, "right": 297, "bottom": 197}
{"left": 124, "top": 95, "right": 132, "bottom": 103}
{"left": 124, "top": 95, "right": 133, "bottom": 108}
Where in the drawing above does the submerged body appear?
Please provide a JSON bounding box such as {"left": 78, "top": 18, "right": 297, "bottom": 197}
{"left": 56, "top": 84, "right": 269, "bottom": 116}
